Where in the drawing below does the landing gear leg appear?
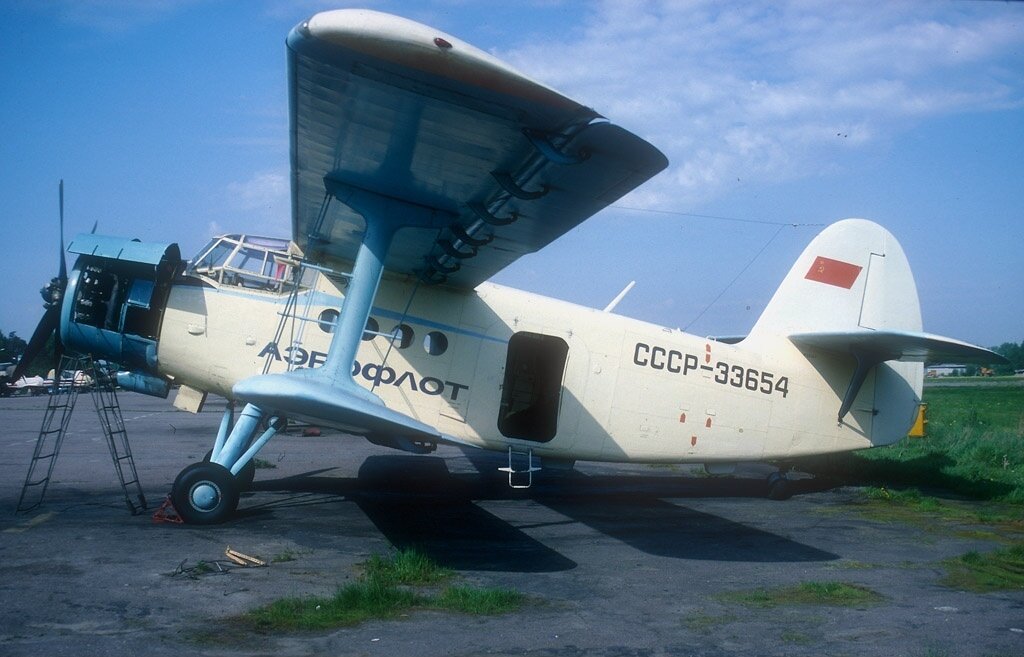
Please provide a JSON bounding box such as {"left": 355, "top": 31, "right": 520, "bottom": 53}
{"left": 171, "top": 402, "right": 283, "bottom": 524}
{"left": 766, "top": 471, "right": 792, "bottom": 501}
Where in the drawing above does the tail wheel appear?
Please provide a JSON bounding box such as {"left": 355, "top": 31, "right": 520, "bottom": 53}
{"left": 172, "top": 462, "right": 240, "bottom": 524}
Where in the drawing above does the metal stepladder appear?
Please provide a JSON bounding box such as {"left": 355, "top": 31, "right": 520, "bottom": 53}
{"left": 16, "top": 354, "right": 147, "bottom": 515}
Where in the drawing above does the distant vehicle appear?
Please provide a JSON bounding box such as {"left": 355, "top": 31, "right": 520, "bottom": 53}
{"left": 9, "top": 375, "right": 49, "bottom": 396}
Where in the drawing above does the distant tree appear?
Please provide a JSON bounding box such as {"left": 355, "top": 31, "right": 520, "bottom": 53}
{"left": 0, "top": 329, "right": 56, "bottom": 378}
{"left": 0, "top": 330, "right": 27, "bottom": 364}
{"left": 991, "top": 340, "right": 1024, "bottom": 374}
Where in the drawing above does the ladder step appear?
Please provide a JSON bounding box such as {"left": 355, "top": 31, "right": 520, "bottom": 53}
{"left": 16, "top": 354, "right": 145, "bottom": 516}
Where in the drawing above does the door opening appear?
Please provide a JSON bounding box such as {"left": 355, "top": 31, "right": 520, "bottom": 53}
{"left": 498, "top": 331, "right": 569, "bottom": 442}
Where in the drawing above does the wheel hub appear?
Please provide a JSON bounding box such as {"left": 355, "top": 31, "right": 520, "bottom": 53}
{"left": 190, "top": 482, "right": 220, "bottom": 511}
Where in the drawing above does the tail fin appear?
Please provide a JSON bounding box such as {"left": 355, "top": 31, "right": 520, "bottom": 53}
{"left": 750, "top": 218, "right": 921, "bottom": 338}
{"left": 749, "top": 219, "right": 1003, "bottom": 442}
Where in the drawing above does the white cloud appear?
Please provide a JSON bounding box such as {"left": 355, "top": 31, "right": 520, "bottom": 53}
{"left": 46, "top": 0, "right": 210, "bottom": 33}
{"left": 501, "top": 0, "right": 1024, "bottom": 208}
{"left": 227, "top": 171, "right": 288, "bottom": 210}
{"left": 225, "top": 171, "right": 290, "bottom": 236}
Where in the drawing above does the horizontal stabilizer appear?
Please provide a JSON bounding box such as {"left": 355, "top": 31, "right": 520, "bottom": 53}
{"left": 789, "top": 330, "right": 1006, "bottom": 365}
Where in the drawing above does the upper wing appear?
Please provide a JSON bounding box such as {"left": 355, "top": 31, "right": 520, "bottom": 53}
{"left": 287, "top": 9, "right": 668, "bottom": 287}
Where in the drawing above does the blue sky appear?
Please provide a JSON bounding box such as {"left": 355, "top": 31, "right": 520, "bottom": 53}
{"left": 1, "top": 0, "right": 1021, "bottom": 348}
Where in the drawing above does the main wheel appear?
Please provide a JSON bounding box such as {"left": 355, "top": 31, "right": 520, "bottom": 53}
{"left": 172, "top": 462, "right": 240, "bottom": 524}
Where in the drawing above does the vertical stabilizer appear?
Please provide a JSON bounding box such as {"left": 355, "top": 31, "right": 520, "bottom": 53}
{"left": 750, "top": 218, "right": 922, "bottom": 338}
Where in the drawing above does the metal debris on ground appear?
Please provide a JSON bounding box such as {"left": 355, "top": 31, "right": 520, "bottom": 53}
{"left": 167, "top": 559, "right": 235, "bottom": 579}
{"left": 166, "top": 549, "right": 266, "bottom": 580}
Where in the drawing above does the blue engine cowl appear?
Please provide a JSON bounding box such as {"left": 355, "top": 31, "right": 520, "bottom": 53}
{"left": 61, "top": 234, "right": 181, "bottom": 379}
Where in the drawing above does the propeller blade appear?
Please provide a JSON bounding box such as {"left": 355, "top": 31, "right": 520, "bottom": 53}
{"left": 10, "top": 305, "right": 59, "bottom": 382}
{"left": 58, "top": 179, "right": 67, "bottom": 285}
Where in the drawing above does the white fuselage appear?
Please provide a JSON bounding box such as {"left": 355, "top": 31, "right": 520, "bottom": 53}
{"left": 156, "top": 269, "right": 919, "bottom": 464}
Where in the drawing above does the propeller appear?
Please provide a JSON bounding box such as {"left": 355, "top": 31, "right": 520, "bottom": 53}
{"left": 11, "top": 180, "right": 69, "bottom": 383}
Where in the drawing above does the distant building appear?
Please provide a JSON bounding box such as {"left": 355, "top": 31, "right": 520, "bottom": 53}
{"left": 926, "top": 364, "right": 968, "bottom": 377}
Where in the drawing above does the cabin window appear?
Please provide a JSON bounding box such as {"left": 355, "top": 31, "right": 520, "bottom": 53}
{"left": 424, "top": 331, "right": 448, "bottom": 356}
{"left": 317, "top": 309, "right": 339, "bottom": 333}
{"left": 390, "top": 324, "right": 414, "bottom": 349}
{"left": 498, "top": 331, "right": 569, "bottom": 443}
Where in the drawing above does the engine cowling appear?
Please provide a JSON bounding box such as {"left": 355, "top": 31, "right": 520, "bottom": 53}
{"left": 62, "top": 234, "right": 181, "bottom": 393}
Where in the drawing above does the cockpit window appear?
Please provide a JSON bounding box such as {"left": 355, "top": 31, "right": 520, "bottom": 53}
{"left": 187, "top": 234, "right": 308, "bottom": 294}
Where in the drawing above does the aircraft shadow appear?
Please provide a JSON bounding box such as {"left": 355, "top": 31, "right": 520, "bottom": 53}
{"left": 251, "top": 451, "right": 838, "bottom": 568}
{"left": 460, "top": 450, "right": 838, "bottom": 563}
{"left": 251, "top": 456, "right": 576, "bottom": 573}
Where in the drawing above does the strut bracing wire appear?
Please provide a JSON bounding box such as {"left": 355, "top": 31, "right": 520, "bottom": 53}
{"left": 683, "top": 224, "right": 786, "bottom": 332}
{"left": 371, "top": 279, "right": 422, "bottom": 393}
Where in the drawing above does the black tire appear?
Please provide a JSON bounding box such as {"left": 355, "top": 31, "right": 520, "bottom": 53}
{"left": 766, "top": 471, "right": 792, "bottom": 501}
{"left": 203, "top": 449, "right": 257, "bottom": 490}
{"left": 171, "top": 461, "right": 240, "bottom": 524}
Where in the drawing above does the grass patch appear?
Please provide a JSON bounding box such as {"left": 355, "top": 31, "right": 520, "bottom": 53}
{"left": 252, "top": 458, "right": 277, "bottom": 469}
{"left": 827, "top": 559, "right": 878, "bottom": 570}
{"left": 243, "top": 578, "right": 422, "bottom": 631}
{"left": 364, "top": 547, "right": 452, "bottom": 585}
{"left": 234, "top": 549, "right": 523, "bottom": 633}
{"left": 854, "top": 486, "right": 1023, "bottom": 527}
{"left": 794, "top": 384, "right": 1024, "bottom": 505}
{"left": 941, "top": 544, "right": 1024, "bottom": 592}
{"left": 271, "top": 550, "right": 297, "bottom": 563}
{"left": 683, "top": 611, "right": 737, "bottom": 633}
{"left": 719, "top": 581, "right": 884, "bottom": 608}
{"left": 434, "top": 585, "right": 523, "bottom": 614}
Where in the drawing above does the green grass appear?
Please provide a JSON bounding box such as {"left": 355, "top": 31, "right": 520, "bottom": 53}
{"left": 941, "top": 544, "right": 1024, "bottom": 592}
{"left": 234, "top": 549, "right": 524, "bottom": 633}
{"left": 242, "top": 578, "right": 423, "bottom": 631}
{"left": 719, "top": 581, "right": 884, "bottom": 608}
{"left": 854, "top": 486, "right": 1023, "bottom": 527}
{"left": 434, "top": 585, "right": 524, "bottom": 614}
{"left": 796, "top": 383, "right": 1024, "bottom": 504}
{"left": 364, "top": 547, "right": 452, "bottom": 585}
{"left": 270, "top": 550, "right": 297, "bottom": 563}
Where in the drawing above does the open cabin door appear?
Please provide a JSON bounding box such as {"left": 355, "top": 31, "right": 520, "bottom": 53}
{"left": 497, "top": 332, "right": 569, "bottom": 443}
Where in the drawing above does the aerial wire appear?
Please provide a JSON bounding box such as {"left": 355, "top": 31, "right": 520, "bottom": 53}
{"left": 611, "top": 204, "right": 826, "bottom": 227}
{"left": 682, "top": 223, "right": 787, "bottom": 332}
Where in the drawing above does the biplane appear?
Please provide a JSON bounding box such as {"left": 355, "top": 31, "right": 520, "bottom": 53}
{"left": 14, "top": 9, "right": 1002, "bottom": 523}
